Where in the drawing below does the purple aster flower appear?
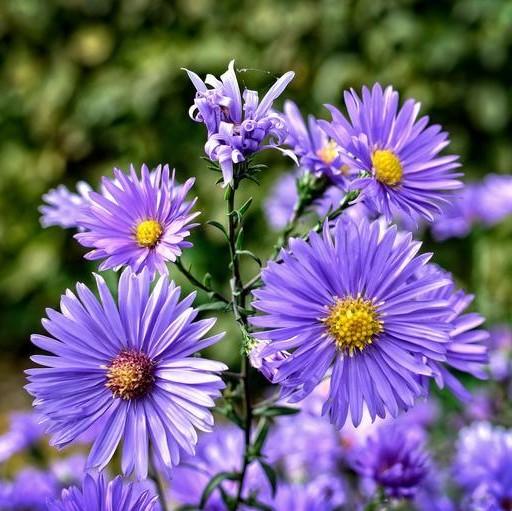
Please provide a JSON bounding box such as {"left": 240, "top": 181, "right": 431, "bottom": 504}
{"left": 170, "top": 425, "right": 270, "bottom": 510}
{"left": 488, "top": 324, "right": 512, "bottom": 381}
{"left": 26, "top": 269, "right": 226, "bottom": 478}
{"left": 320, "top": 83, "right": 462, "bottom": 222}
{"left": 250, "top": 216, "right": 452, "bottom": 427}
{"left": 0, "top": 411, "right": 45, "bottom": 463}
{"left": 1, "top": 468, "right": 60, "bottom": 510}
{"left": 51, "top": 454, "right": 87, "bottom": 486}
{"left": 454, "top": 422, "right": 512, "bottom": 510}
{"left": 49, "top": 473, "right": 158, "bottom": 511}
{"left": 273, "top": 475, "right": 346, "bottom": 511}
{"left": 40, "top": 182, "right": 92, "bottom": 229}
{"left": 414, "top": 265, "right": 489, "bottom": 401}
{"left": 477, "top": 173, "right": 512, "bottom": 226}
{"left": 353, "top": 422, "right": 430, "bottom": 499}
{"left": 75, "top": 164, "right": 198, "bottom": 277}
{"left": 283, "top": 100, "right": 349, "bottom": 185}
{"left": 185, "top": 60, "right": 295, "bottom": 186}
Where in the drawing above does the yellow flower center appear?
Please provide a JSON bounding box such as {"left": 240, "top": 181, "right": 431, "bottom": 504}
{"left": 324, "top": 296, "right": 383, "bottom": 355}
{"left": 135, "top": 219, "right": 163, "bottom": 248}
{"left": 106, "top": 349, "right": 155, "bottom": 400}
{"left": 372, "top": 149, "right": 403, "bottom": 186}
{"left": 316, "top": 140, "right": 338, "bottom": 165}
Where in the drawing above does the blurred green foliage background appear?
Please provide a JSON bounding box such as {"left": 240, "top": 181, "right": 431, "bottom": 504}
{"left": 1, "top": 0, "right": 512, "bottom": 410}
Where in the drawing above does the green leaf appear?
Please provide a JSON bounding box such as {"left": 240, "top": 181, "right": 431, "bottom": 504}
{"left": 252, "top": 405, "right": 300, "bottom": 417}
{"left": 258, "top": 461, "right": 277, "bottom": 497}
{"left": 236, "top": 249, "right": 261, "bottom": 266}
{"left": 235, "top": 227, "right": 244, "bottom": 251}
{"left": 199, "top": 472, "right": 240, "bottom": 509}
{"left": 238, "top": 197, "right": 253, "bottom": 217}
{"left": 215, "top": 405, "right": 244, "bottom": 428}
{"left": 251, "top": 418, "right": 270, "bottom": 456}
{"left": 206, "top": 220, "right": 229, "bottom": 240}
{"left": 196, "top": 301, "right": 230, "bottom": 312}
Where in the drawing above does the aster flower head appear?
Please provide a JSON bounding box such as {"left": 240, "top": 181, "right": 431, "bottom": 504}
{"left": 49, "top": 473, "right": 157, "bottom": 511}
{"left": 321, "top": 83, "right": 462, "bottom": 221}
{"left": 40, "top": 182, "right": 92, "bottom": 229}
{"left": 283, "top": 100, "right": 348, "bottom": 184}
{"left": 75, "top": 164, "right": 198, "bottom": 277}
{"left": 354, "top": 422, "right": 430, "bottom": 499}
{"left": 414, "top": 265, "right": 489, "bottom": 401}
{"left": 185, "top": 60, "right": 295, "bottom": 186}
{"left": 251, "top": 216, "right": 453, "bottom": 427}
{"left": 26, "top": 269, "right": 226, "bottom": 478}
{"left": 454, "top": 422, "right": 512, "bottom": 510}
{"left": 170, "top": 426, "right": 270, "bottom": 509}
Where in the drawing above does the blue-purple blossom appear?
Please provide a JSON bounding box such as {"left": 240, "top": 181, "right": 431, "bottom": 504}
{"left": 0, "top": 468, "right": 59, "bottom": 510}
{"left": 321, "top": 84, "right": 462, "bottom": 222}
{"left": 185, "top": 60, "right": 295, "bottom": 186}
{"left": 0, "top": 411, "right": 45, "bottom": 463}
{"left": 49, "top": 473, "right": 158, "bottom": 511}
{"left": 40, "top": 182, "right": 92, "bottom": 229}
{"left": 353, "top": 422, "right": 430, "bottom": 499}
{"left": 273, "top": 475, "right": 346, "bottom": 511}
{"left": 250, "top": 216, "right": 453, "bottom": 427}
{"left": 170, "top": 426, "right": 270, "bottom": 509}
{"left": 283, "top": 100, "right": 347, "bottom": 184}
{"left": 75, "top": 164, "right": 198, "bottom": 277}
{"left": 415, "top": 265, "right": 489, "bottom": 401}
{"left": 488, "top": 324, "right": 512, "bottom": 381}
{"left": 26, "top": 269, "right": 226, "bottom": 478}
{"left": 454, "top": 422, "right": 512, "bottom": 510}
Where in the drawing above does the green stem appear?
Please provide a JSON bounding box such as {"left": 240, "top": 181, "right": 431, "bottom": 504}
{"left": 149, "top": 460, "right": 170, "bottom": 511}
{"left": 225, "top": 180, "right": 253, "bottom": 511}
{"left": 175, "top": 258, "right": 230, "bottom": 304}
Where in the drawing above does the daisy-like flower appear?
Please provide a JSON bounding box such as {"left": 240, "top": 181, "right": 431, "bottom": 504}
{"left": 454, "top": 422, "right": 512, "bottom": 510}
{"left": 353, "top": 422, "right": 430, "bottom": 499}
{"left": 320, "top": 83, "right": 462, "bottom": 221}
{"left": 185, "top": 60, "right": 295, "bottom": 186}
{"left": 26, "top": 269, "right": 226, "bottom": 478}
{"left": 415, "top": 265, "right": 488, "bottom": 401}
{"left": 40, "top": 182, "right": 92, "bottom": 229}
{"left": 75, "top": 164, "right": 198, "bottom": 277}
{"left": 283, "top": 100, "right": 347, "bottom": 184}
{"left": 250, "top": 216, "right": 453, "bottom": 427}
{"left": 49, "top": 473, "right": 158, "bottom": 511}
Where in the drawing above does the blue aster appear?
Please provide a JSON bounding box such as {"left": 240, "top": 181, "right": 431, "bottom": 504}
{"left": 320, "top": 83, "right": 462, "bottom": 222}
{"left": 250, "top": 216, "right": 453, "bottom": 427}
{"left": 75, "top": 164, "right": 198, "bottom": 277}
{"left": 49, "top": 473, "right": 157, "bottom": 511}
{"left": 26, "top": 268, "right": 226, "bottom": 479}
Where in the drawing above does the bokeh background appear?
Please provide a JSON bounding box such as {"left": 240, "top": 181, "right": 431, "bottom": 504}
{"left": 1, "top": 0, "right": 512, "bottom": 414}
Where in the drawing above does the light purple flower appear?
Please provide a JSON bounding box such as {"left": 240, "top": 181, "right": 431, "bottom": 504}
{"left": 185, "top": 60, "right": 295, "bottom": 186}
{"left": 321, "top": 84, "right": 462, "bottom": 222}
{"left": 40, "top": 182, "right": 92, "bottom": 229}
{"left": 273, "top": 475, "right": 346, "bottom": 511}
{"left": 251, "top": 216, "right": 453, "bottom": 427}
{"left": 454, "top": 422, "right": 512, "bottom": 509}
{"left": 0, "top": 411, "right": 45, "bottom": 463}
{"left": 353, "top": 422, "right": 430, "bottom": 499}
{"left": 283, "top": 100, "right": 349, "bottom": 185}
{"left": 170, "top": 426, "right": 270, "bottom": 509}
{"left": 477, "top": 173, "right": 512, "bottom": 226}
{"left": 26, "top": 269, "right": 226, "bottom": 478}
{"left": 49, "top": 472, "right": 158, "bottom": 511}
{"left": 488, "top": 324, "right": 512, "bottom": 381}
{"left": 75, "top": 164, "right": 198, "bottom": 277}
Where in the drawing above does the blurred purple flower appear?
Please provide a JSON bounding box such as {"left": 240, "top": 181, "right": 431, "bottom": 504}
{"left": 321, "top": 84, "right": 462, "bottom": 222}
{"left": 454, "top": 422, "right": 512, "bottom": 510}
{"left": 273, "top": 475, "right": 346, "bottom": 511}
{"left": 353, "top": 422, "right": 430, "bottom": 499}
{"left": 488, "top": 324, "right": 512, "bottom": 381}
{"left": 251, "top": 216, "right": 453, "bottom": 428}
{"left": 170, "top": 425, "right": 270, "bottom": 509}
{"left": 0, "top": 411, "right": 45, "bottom": 463}
{"left": 26, "top": 269, "right": 226, "bottom": 478}
{"left": 39, "top": 182, "right": 92, "bottom": 230}
{"left": 75, "top": 164, "right": 198, "bottom": 277}
{"left": 49, "top": 472, "right": 157, "bottom": 511}
{"left": 185, "top": 60, "right": 295, "bottom": 186}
